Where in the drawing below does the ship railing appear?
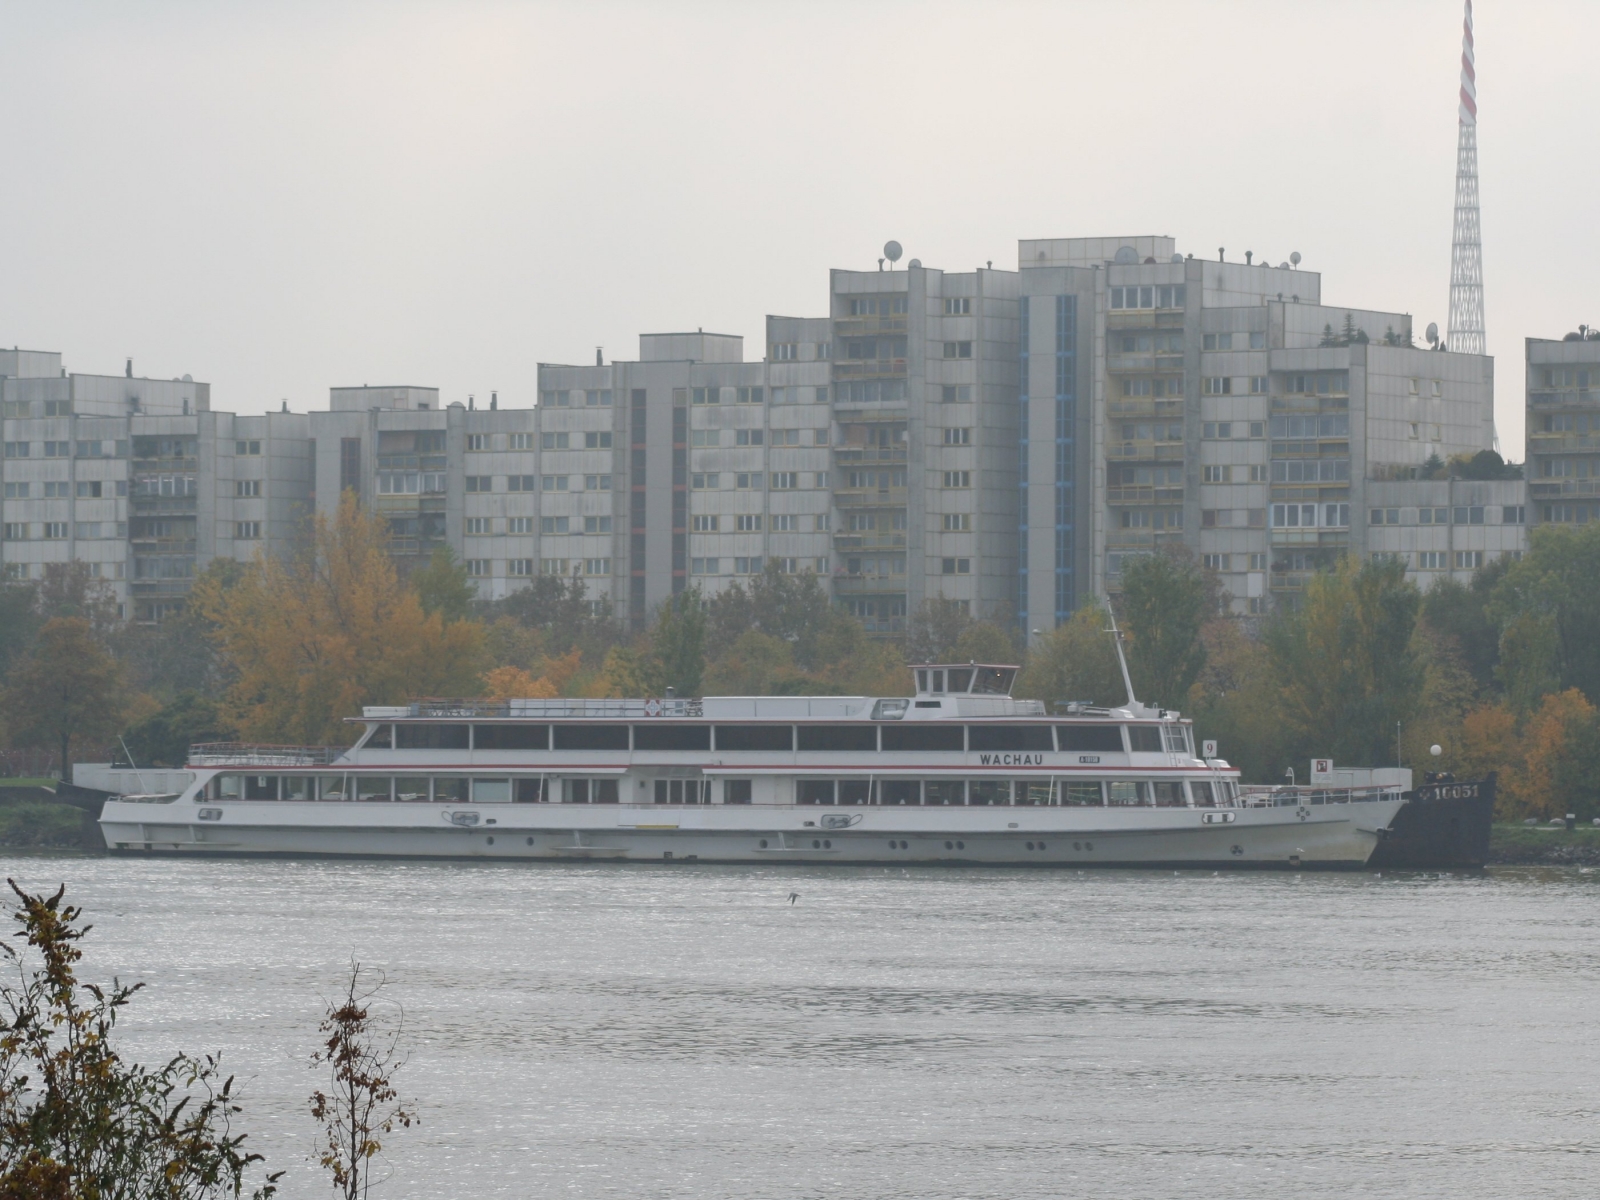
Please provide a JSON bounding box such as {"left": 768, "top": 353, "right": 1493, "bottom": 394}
{"left": 398, "top": 697, "right": 706, "bottom": 719}
{"left": 1236, "top": 784, "right": 1405, "bottom": 808}
{"left": 188, "top": 743, "right": 345, "bottom": 767}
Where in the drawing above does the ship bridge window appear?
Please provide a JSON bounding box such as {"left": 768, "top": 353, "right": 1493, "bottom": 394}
{"left": 798, "top": 780, "right": 836, "bottom": 805}
{"left": 723, "top": 779, "right": 753, "bottom": 804}
{"left": 214, "top": 775, "right": 243, "bottom": 800}
{"left": 1057, "top": 725, "right": 1125, "bottom": 752}
{"left": 1107, "top": 781, "right": 1150, "bottom": 806}
{"left": 515, "top": 778, "right": 547, "bottom": 803}
{"left": 634, "top": 724, "right": 712, "bottom": 751}
{"left": 475, "top": 724, "right": 549, "bottom": 750}
{"left": 715, "top": 725, "right": 794, "bottom": 751}
{"left": 1127, "top": 726, "right": 1164, "bottom": 753}
{"left": 563, "top": 778, "right": 620, "bottom": 803}
{"left": 396, "top": 724, "right": 470, "bottom": 750}
{"left": 244, "top": 775, "right": 278, "bottom": 800}
{"left": 1191, "top": 780, "right": 1217, "bottom": 807}
{"left": 971, "top": 667, "right": 1015, "bottom": 695}
{"left": 365, "top": 725, "right": 393, "bottom": 750}
{"left": 281, "top": 777, "right": 311, "bottom": 801}
{"left": 434, "top": 777, "right": 470, "bottom": 803}
{"left": 395, "top": 777, "right": 430, "bottom": 802}
{"left": 655, "top": 779, "right": 710, "bottom": 804}
{"left": 882, "top": 726, "right": 964, "bottom": 752}
{"left": 1151, "top": 781, "right": 1186, "bottom": 807}
{"left": 357, "top": 777, "right": 393, "bottom": 802}
{"left": 967, "top": 725, "right": 1053, "bottom": 752}
{"left": 1163, "top": 725, "right": 1192, "bottom": 755}
{"left": 798, "top": 725, "right": 877, "bottom": 752}
{"left": 553, "top": 725, "right": 630, "bottom": 751}
{"left": 474, "top": 778, "right": 511, "bottom": 804}
{"left": 947, "top": 668, "right": 973, "bottom": 692}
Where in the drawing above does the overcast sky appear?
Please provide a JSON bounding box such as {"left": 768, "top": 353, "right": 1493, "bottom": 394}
{"left": 3, "top": 1, "right": 1596, "bottom": 460}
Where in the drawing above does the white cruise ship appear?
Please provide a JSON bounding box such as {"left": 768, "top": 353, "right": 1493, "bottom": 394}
{"left": 99, "top": 662, "right": 1405, "bottom": 869}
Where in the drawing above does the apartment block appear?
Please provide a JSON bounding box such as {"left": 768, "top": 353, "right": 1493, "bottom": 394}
{"left": 1, "top": 350, "right": 310, "bottom": 621}
{"left": 1526, "top": 330, "right": 1600, "bottom": 525}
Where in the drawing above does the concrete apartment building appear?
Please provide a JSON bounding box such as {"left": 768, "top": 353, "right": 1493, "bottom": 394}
{"left": 1526, "top": 329, "right": 1600, "bottom": 526}
{"left": 1, "top": 349, "right": 311, "bottom": 621}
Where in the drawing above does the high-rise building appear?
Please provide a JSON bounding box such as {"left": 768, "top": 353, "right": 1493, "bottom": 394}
{"left": 1525, "top": 329, "right": 1600, "bottom": 526}
{"left": 1, "top": 350, "right": 310, "bottom": 621}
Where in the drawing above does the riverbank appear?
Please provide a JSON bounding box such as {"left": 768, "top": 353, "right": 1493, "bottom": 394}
{"left": 1488, "top": 822, "right": 1600, "bottom": 866}
{"left": 0, "top": 782, "right": 104, "bottom": 850}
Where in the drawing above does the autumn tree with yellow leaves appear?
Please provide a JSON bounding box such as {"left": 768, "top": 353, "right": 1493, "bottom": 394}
{"left": 194, "top": 495, "right": 486, "bottom": 744}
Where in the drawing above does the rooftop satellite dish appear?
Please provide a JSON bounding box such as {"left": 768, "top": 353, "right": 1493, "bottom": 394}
{"left": 1171, "top": 254, "right": 1183, "bottom": 263}
{"left": 883, "top": 240, "right": 902, "bottom": 265}
{"left": 1279, "top": 262, "right": 1290, "bottom": 270}
{"left": 1426, "top": 322, "right": 1440, "bottom": 347}
{"left": 1113, "top": 246, "right": 1138, "bottom": 265}
{"left": 907, "top": 258, "right": 922, "bottom": 268}
{"left": 1290, "top": 251, "right": 1302, "bottom": 267}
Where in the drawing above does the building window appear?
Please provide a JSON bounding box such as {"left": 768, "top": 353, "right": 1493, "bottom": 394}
{"left": 691, "top": 558, "right": 720, "bottom": 575}
{"left": 1202, "top": 333, "right": 1234, "bottom": 351}
{"left": 736, "top": 515, "right": 762, "bottom": 531}
{"left": 771, "top": 472, "right": 798, "bottom": 489}
{"left": 734, "top": 556, "right": 762, "bottom": 574}
{"left": 736, "top": 387, "right": 763, "bottom": 404}
{"left": 509, "top": 517, "right": 533, "bottom": 534}
{"left": 1503, "top": 505, "right": 1525, "bottom": 524}
{"left": 583, "top": 558, "right": 611, "bottom": 575}
{"left": 235, "top": 440, "right": 262, "bottom": 456}
{"left": 541, "top": 517, "right": 569, "bottom": 535}
{"left": 2, "top": 483, "right": 27, "bottom": 498}
{"left": 585, "top": 390, "right": 613, "bottom": 407}
{"left": 583, "top": 516, "right": 613, "bottom": 534}
{"left": 42, "top": 522, "right": 69, "bottom": 540}
{"left": 43, "top": 481, "right": 69, "bottom": 498}
{"left": 1249, "top": 376, "right": 1267, "bottom": 394}
{"left": 941, "top": 385, "right": 973, "bottom": 403}
{"left": 509, "top": 559, "right": 534, "bottom": 576}
{"left": 1418, "top": 507, "right": 1448, "bottom": 524}
{"left": 943, "top": 341, "right": 973, "bottom": 359}
{"left": 1203, "top": 377, "right": 1233, "bottom": 395}
{"left": 944, "top": 297, "right": 972, "bottom": 315}
{"left": 1418, "top": 551, "right": 1446, "bottom": 570}
{"left": 1271, "top": 504, "right": 1317, "bottom": 528}
{"left": 2, "top": 523, "right": 29, "bottom": 540}
{"left": 466, "top": 517, "right": 492, "bottom": 535}
{"left": 736, "top": 472, "right": 762, "bottom": 489}
{"left": 940, "top": 558, "right": 971, "bottom": 575}
{"left": 466, "top": 559, "right": 491, "bottom": 577}
{"left": 541, "top": 475, "right": 568, "bottom": 491}
{"left": 1369, "top": 508, "right": 1400, "bottom": 525}
{"left": 943, "top": 428, "right": 972, "bottom": 445}
{"left": 510, "top": 433, "right": 533, "bottom": 450}
{"left": 542, "top": 432, "right": 569, "bottom": 449}
{"left": 1202, "top": 466, "right": 1231, "bottom": 483}
{"left": 235, "top": 521, "right": 261, "bottom": 540}
{"left": 1455, "top": 550, "right": 1484, "bottom": 570}
{"left": 693, "top": 515, "right": 719, "bottom": 532}
{"left": 942, "top": 471, "right": 971, "bottom": 489}
{"left": 735, "top": 429, "right": 764, "bottom": 446}
{"left": 43, "top": 441, "right": 69, "bottom": 458}
{"left": 692, "top": 387, "right": 720, "bottom": 405}
{"left": 73, "top": 522, "right": 100, "bottom": 539}
{"left": 584, "top": 474, "right": 612, "bottom": 490}
{"left": 508, "top": 475, "right": 536, "bottom": 492}
{"left": 1203, "top": 554, "right": 1230, "bottom": 571}
{"left": 584, "top": 431, "right": 613, "bottom": 448}
{"left": 816, "top": 556, "right": 829, "bottom": 573}
{"left": 539, "top": 559, "right": 569, "bottom": 575}
{"left": 691, "top": 473, "right": 720, "bottom": 489}
{"left": 1323, "top": 503, "right": 1350, "bottom": 528}
{"left": 2, "top": 443, "right": 29, "bottom": 458}
{"left": 942, "top": 514, "right": 972, "bottom": 531}
{"left": 466, "top": 476, "right": 493, "bottom": 492}
{"left": 1249, "top": 332, "right": 1266, "bottom": 349}
{"left": 771, "top": 342, "right": 798, "bottom": 360}
{"left": 235, "top": 480, "right": 261, "bottom": 497}
{"left": 467, "top": 434, "right": 490, "bottom": 451}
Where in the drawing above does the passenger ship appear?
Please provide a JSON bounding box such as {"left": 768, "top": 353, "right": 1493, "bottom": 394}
{"left": 99, "top": 662, "right": 1406, "bottom": 869}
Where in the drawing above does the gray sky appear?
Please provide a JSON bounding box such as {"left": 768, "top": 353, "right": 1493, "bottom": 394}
{"left": 3, "top": 1, "right": 1596, "bottom": 461}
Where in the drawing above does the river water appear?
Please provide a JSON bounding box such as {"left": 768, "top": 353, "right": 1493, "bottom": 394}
{"left": 2, "top": 855, "right": 1596, "bottom": 1199}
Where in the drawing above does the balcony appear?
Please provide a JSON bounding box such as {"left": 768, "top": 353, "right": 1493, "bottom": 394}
{"left": 1529, "top": 390, "right": 1599, "bottom": 406}
{"left": 131, "top": 494, "right": 197, "bottom": 513}
{"left": 832, "top": 316, "right": 908, "bottom": 338}
{"left": 833, "top": 446, "right": 908, "bottom": 465}
{"left": 1108, "top": 398, "right": 1184, "bottom": 417}
{"left": 833, "top": 574, "right": 907, "bottom": 594}
{"left": 1107, "top": 443, "right": 1185, "bottom": 462}
{"left": 1528, "top": 433, "right": 1600, "bottom": 453}
{"left": 833, "top": 489, "right": 907, "bottom": 510}
{"left": 1107, "top": 486, "right": 1185, "bottom": 504}
{"left": 833, "top": 533, "right": 907, "bottom": 551}
{"left": 1529, "top": 478, "right": 1600, "bottom": 497}
{"left": 832, "top": 359, "right": 908, "bottom": 380}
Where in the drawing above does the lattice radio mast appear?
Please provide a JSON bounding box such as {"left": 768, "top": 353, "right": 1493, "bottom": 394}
{"left": 1447, "top": 0, "right": 1485, "bottom": 356}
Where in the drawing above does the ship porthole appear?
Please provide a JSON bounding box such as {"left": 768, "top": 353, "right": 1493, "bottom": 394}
{"left": 812, "top": 839, "right": 821, "bottom": 849}
{"left": 888, "top": 840, "right": 896, "bottom": 849}
{"left": 1026, "top": 841, "right": 1035, "bottom": 851}
{"left": 525, "top": 837, "right": 534, "bottom": 846}
{"left": 944, "top": 840, "right": 954, "bottom": 850}
{"left": 1073, "top": 841, "right": 1082, "bottom": 851}
{"left": 901, "top": 840, "right": 909, "bottom": 850}
{"left": 759, "top": 839, "right": 768, "bottom": 849}
{"left": 1084, "top": 841, "right": 1092, "bottom": 851}
{"left": 823, "top": 839, "right": 832, "bottom": 849}
{"left": 486, "top": 836, "right": 495, "bottom": 846}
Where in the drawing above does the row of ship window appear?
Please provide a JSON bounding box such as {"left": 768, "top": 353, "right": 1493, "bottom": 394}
{"left": 206, "top": 775, "right": 1234, "bottom": 807}
{"left": 363, "top": 722, "right": 1191, "bottom": 754}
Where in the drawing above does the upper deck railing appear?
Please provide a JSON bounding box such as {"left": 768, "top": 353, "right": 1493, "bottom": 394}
{"left": 377, "top": 697, "right": 707, "bottom": 720}
{"left": 1237, "top": 784, "right": 1404, "bottom": 808}
{"left": 189, "top": 743, "right": 345, "bottom": 767}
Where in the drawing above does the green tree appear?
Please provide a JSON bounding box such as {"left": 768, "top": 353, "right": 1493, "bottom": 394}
{"left": 0, "top": 882, "right": 279, "bottom": 1198}
{"left": 702, "top": 631, "right": 798, "bottom": 695}
{"left": 122, "top": 692, "right": 228, "bottom": 768}
{"left": 0, "top": 578, "right": 39, "bottom": 684}
{"left": 1490, "top": 523, "right": 1600, "bottom": 708}
{"left": 1267, "top": 556, "right": 1422, "bottom": 766}
{"left": 952, "top": 621, "right": 1020, "bottom": 665}
{"left": 1118, "top": 549, "right": 1210, "bottom": 710}
{"left": 479, "top": 574, "right": 616, "bottom": 662}
{"left": 705, "top": 566, "right": 839, "bottom": 671}
{"left": 1, "top": 618, "right": 125, "bottom": 779}
{"left": 409, "top": 545, "right": 475, "bottom": 623}
{"left": 1419, "top": 557, "right": 1510, "bottom": 694}
{"left": 904, "top": 599, "right": 972, "bottom": 663}
{"left": 116, "top": 561, "right": 243, "bottom": 702}
{"left": 650, "top": 591, "right": 705, "bottom": 696}
{"left": 1015, "top": 605, "right": 1125, "bottom": 709}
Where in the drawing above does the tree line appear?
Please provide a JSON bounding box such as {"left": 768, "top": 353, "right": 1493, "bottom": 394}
{"left": 4, "top": 492, "right": 1600, "bottom": 819}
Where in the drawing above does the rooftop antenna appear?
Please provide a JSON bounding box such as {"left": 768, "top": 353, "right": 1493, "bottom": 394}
{"left": 1426, "top": 322, "right": 1440, "bottom": 348}
{"left": 1447, "top": 0, "right": 1486, "bottom": 357}
{"left": 1105, "top": 609, "right": 1139, "bottom": 710}
{"left": 883, "top": 240, "right": 902, "bottom": 270}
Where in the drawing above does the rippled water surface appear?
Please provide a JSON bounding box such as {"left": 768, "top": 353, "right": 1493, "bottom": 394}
{"left": 3, "top": 856, "right": 1597, "bottom": 1199}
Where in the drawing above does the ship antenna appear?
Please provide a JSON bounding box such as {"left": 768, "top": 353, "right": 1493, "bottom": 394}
{"left": 1105, "top": 609, "right": 1139, "bottom": 710}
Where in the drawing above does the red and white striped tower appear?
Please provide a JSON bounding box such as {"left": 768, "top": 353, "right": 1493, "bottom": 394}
{"left": 1447, "top": 0, "right": 1486, "bottom": 356}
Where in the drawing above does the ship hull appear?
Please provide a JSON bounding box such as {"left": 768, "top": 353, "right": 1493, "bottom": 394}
{"left": 100, "top": 796, "right": 1403, "bottom": 870}
{"left": 1366, "top": 777, "right": 1495, "bottom": 870}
